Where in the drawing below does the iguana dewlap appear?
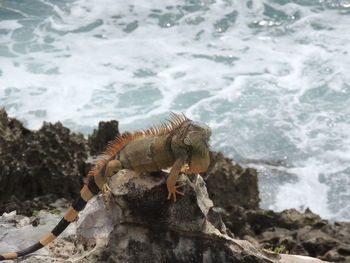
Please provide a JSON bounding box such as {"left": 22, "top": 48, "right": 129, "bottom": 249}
{"left": 0, "top": 113, "right": 211, "bottom": 261}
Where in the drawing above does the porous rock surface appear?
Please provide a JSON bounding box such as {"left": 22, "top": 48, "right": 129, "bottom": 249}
{"left": 106, "top": 170, "right": 271, "bottom": 263}
{"left": 0, "top": 109, "right": 119, "bottom": 216}
{"left": 0, "top": 109, "right": 87, "bottom": 215}
{"left": 204, "top": 151, "right": 260, "bottom": 210}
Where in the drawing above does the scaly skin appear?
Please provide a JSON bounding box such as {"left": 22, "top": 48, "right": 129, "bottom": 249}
{"left": 0, "top": 113, "right": 211, "bottom": 261}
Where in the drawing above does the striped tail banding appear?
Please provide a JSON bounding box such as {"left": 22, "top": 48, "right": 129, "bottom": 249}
{"left": 0, "top": 178, "right": 101, "bottom": 261}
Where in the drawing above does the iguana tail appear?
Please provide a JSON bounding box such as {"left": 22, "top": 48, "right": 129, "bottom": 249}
{"left": 0, "top": 177, "right": 100, "bottom": 261}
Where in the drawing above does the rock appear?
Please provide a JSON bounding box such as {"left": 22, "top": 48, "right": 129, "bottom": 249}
{"left": 0, "top": 169, "right": 330, "bottom": 263}
{"left": 279, "top": 208, "right": 328, "bottom": 230}
{"left": 70, "top": 170, "right": 330, "bottom": 263}
{"left": 204, "top": 152, "right": 260, "bottom": 210}
{"left": 76, "top": 195, "right": 120, "bottom": 242}
{"left": 0, "top": 202, "right": 76, "bottom": 263}
{"left": 101, "top": 170, "right": 273, "bottom": 263}
{"left": 279, "top": 254, "right": 328, "bottom": 263}
{"left": 219, "top": 205, "right": 253, "bottom": 237}
{"left": 245, "top": 208, "right": 328, "bottom": 236}
{"left": 88, "top": 120, "right": 120, "bottom": 156}
{"left": 322, "top": 248, "right": 346, "bottom": 262}
{"left": 0, "top": 109, "right": 31, "bottom": 142}
{"left": 258, "top": 227, "right": 307, "bottom": 256}
{"left": 197, "top": 150, "right": 341, "bottom": 261}
{"left": 0, "top": 109, "right": 88, "bottom": 216}
{"left": 246, "top": 209, "right": 282, "bottom": 235}
{"left": 201, "top": 150, "right": 350, "bottom": 263}
{"left": 0, "top": 194, "right": 59, "bottom": 216}
{"left": 322, "top": 221, "right": 350, "bottom": 244}
{"left": 229, "top": 208, "right": 342, "bottom": 259}
{"left": 110, "top": 171, "right": 214, "bottom": 231}
{"left": 207, "top": 206, "right": 228, "bottom": 234}
{"left": 298, "top": 229, "right": 340, "bottom": 258}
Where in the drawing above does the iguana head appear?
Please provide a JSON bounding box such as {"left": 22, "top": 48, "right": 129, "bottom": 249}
{"left": 185, "top": 121, "right": 211, "bottom": 173}
{"left": 173, "top": 120, "right": 212, "bottom": 173}
{"left": 183, "top": 121, "right": 211, "bottom": 147}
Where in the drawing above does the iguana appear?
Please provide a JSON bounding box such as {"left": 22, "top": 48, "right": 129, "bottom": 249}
{"left": 0, "top": 113, "right": 211, "bottom": 261}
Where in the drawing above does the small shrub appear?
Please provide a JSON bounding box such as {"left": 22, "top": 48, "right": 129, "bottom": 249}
{"left": 267, "top": 245, "right": 289, "bottom": 254}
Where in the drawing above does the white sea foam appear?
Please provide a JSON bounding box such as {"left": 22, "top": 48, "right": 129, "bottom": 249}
{"left": 0, "top": 0, "right": 350, "bottom": 221}
{"left": 270, "top": 161, "right": 332, "bottom": 218}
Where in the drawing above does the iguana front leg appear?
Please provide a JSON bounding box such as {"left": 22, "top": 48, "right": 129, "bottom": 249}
{"left": 167, "top": 158, "right": 186, "bottom": 202}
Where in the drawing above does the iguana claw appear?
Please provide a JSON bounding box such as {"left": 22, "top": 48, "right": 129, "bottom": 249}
{"left": 167, "top": 184, "right": 184, "bottom": 202}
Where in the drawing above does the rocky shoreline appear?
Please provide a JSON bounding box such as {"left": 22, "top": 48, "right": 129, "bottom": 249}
{"left": 0, "top": 109, "right": 349, "bottom": 262}
{"left": 204, "top": 152, "right": 350, "bottom": 262}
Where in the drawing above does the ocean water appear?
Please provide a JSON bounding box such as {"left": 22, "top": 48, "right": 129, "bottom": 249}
{"left": 1, "top": 0, "right": 350, "bottom": 221}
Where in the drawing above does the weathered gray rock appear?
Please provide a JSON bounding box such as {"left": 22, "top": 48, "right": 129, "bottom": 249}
{"left": 0, "top": 199, "right": 76, "bottom": 263}
{"left": 76, "top": 196, "right": 120, "bottom": 241}
{"left": 104, "top": 170, "right": 273, "bottom": 263}
{"left": 72, "top": 170, "right": 328, "bottom": 263}
{"left": 279, "top": 254, "right": 328, "bottom": 263}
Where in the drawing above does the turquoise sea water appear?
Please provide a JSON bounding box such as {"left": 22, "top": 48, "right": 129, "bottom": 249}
{"left": 1, "top": 0, "right": 350, "bottom": 221}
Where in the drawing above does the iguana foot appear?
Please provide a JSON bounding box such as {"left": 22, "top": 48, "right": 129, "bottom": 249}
{"left": 167, "top": 184, "right": 184, "bottom": 202}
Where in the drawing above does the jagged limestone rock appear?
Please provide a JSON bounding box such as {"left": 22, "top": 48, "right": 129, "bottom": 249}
{"left": 88, "top": 120, "right": 120, "bottom": 156}
{"left": 105, "top": 170, "right": 273, "bottom": 263}
{"left": 101, "top": 170, "right": 328, "bottom": 263}
{"left": 0, "top": 169, "right": 330, "bottom": 263}
{"left": 0, "top": 110, "right": 88, "bottom": 216}
{"left": 204, "top": 152, "right": 260, "bottom": 210}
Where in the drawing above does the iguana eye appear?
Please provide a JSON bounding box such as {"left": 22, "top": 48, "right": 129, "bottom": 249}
{"left": 183, "top": 137, "right": 192, "bottom": 145}
{"left": 193, "top": 122, "right": 206, "bottom": 129}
